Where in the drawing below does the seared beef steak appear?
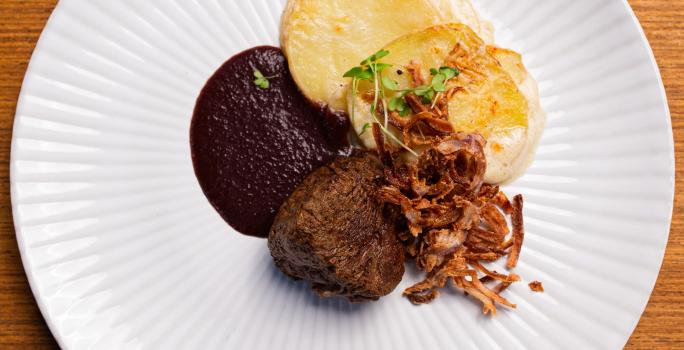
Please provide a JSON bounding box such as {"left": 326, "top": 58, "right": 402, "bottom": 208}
{"left": 268, "top": 153, "right": 405, "bottom": 302}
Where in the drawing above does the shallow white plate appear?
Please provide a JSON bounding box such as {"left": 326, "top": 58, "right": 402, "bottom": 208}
{"left": 10, "top": 0, "right": 674, "bottom": 349}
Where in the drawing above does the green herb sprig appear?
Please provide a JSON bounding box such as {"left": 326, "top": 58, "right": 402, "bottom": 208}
{"left": 343, "top": 49, "right": 391, "bottom": 123}
{"left": 384, "top": 66, "right": 460, "bottom": 112}
{"left": 359, "top": 122, "right": 372, "bottom": 136}
{"left": 343, "top": 52, "right": 460, "bottom": 156}
{"left": 343, "top": 50, "right": 417, "bottom": 156}
{"left": 253, "top": 69, "right": 277, "bottom": 89}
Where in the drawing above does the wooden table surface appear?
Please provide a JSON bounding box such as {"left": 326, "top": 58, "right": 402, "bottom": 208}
{"left": 1, "top": 0, "right": 682, "bottom": 349}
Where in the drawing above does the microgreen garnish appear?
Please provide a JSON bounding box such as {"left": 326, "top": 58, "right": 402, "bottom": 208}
{"left": 253, "top": 69, "right": 276, "bottom": 89}
{"left": 432, "top": 73, "right": 446, "bottom": 92}
{"left": 359, "top": 122, "right": 372, "bottom": 135}
{"left": 343, "top": 50, "right": 417, "bottom": 156}
{"left": 360, "top": 49, "right": 390, "bottom": 65}
{"left": 381, "top": 76, "right": 400, "bottom": 91}
{"left": 438, "top": 66, "right": 459, "bottom": 80}
{"left": 428, "top": 67, "right": 459, "bottom": 108}
{"left": 388, "top": 95, "right": 411, "bottom": 116}
{"left": 382, "top": 66, "right": 459, "bottom": 106}
{"left": 344, "top": 50, "right": 393, "bottom": 121}
{"left": 343, "top": 53, "right": 460, "bottom": 156}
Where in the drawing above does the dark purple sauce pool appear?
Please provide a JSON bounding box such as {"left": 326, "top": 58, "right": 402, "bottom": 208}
{"left": 190, "top": 46, "right": 351, "bottom": 238}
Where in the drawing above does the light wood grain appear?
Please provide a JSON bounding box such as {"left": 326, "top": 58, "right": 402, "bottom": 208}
{"left": 0, "top": 1, "right": 60, "bottom": 348}
{"left": 0, "top": 1, "right": 681, "bottom": 348}
{"left": 624, "top": 1, "right": 684, "bottom": 349}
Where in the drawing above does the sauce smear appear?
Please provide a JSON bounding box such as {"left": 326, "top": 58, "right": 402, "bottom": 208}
{"left": 191, "top": 46, "right": 350, "bottom": 238}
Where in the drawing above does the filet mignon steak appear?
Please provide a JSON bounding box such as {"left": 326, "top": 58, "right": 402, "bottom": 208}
{"left": 268, "top": 153, "right": 405, "bottom": 302}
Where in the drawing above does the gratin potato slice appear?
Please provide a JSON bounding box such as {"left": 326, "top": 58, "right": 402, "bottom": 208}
{"left": 350, "top": 24, "right": 544, "bottom": 183}
{"left": 280, "top": 0, "right": 494, "bottom": 113}
{"left": 485, "top": 46, "right": 546, "bottom": 183}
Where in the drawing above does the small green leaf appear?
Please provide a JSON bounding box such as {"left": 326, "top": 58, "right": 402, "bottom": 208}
{"left": 432, "top": 82, "right": 446, "bottom": 92}
{"left": 361, "top": 49, "right": 390, "bottom": 65}
{"left": 421, "top": 89, "right": 435, "bottom": 104}
{"left": 382, "top": 77, "right": 400, "bottom": 91}
{"left": 439, "top": 66, "right": 459, "bottom": 80}
{"left": 414, "top": 85, "right": 431, "bottom": 96}
{"left": 343, "top": 66, "right": 364, "bottom": 78}
{"left": 254, "top": 77, "right": 269, "bottom": 89}
{"left": 388, "top": 97, "right": 398, "bottom": 111}
{"left": 389, "top": 96, "right": 410, "bottom": 114}
{"left": 430, "top": 68, "right": 439, "bottom": 76}
{"left": 360, "top": 54, "right": 374, "bottom": 65}
{"left": 398, "top": 99, "right": 409, "bottom": 111}
{"left": 358, "top": 70, "right": 374, "bottom": 81}
{"left": 253, "top": 69, "right": 276, "bottom": 89}
{"left": 374, "top": 49, "right": 390, "bottom": 60}
{"left": 359, "top": 122, "right": 372, "bottom": 135}
{"left": 374, "top": 63, "right": 392, "bottom": 73}
{"left": 431, "top": 73, "right": 446, "bottom": 92}
{"left": 426, "top": 90, "right": 435, "bottom": 100}
{"left": 431, "top": 73, "right": 445, "bottom": 85}
{"left": 389, "top": 96, "right": 407, "bottom": 112}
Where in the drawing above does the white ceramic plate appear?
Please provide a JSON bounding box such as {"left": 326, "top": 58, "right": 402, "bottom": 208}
{"left": 11, "top": 0, "right": 674, "bottom": 349}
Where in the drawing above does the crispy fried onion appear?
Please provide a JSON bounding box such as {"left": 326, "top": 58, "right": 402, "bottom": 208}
{"left": 375, "top": 132, "right": 526, "bottom": 315}
{"left": 528, "top": 281, "right": 544, "bottom": 293}
{"left": 377, "top": 61, "right": 459, "bottom": 148}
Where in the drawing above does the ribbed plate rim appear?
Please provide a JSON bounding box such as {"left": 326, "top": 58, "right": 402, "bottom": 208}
{"left": 9, "top": 0, "right": 675, "bottom": 349}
